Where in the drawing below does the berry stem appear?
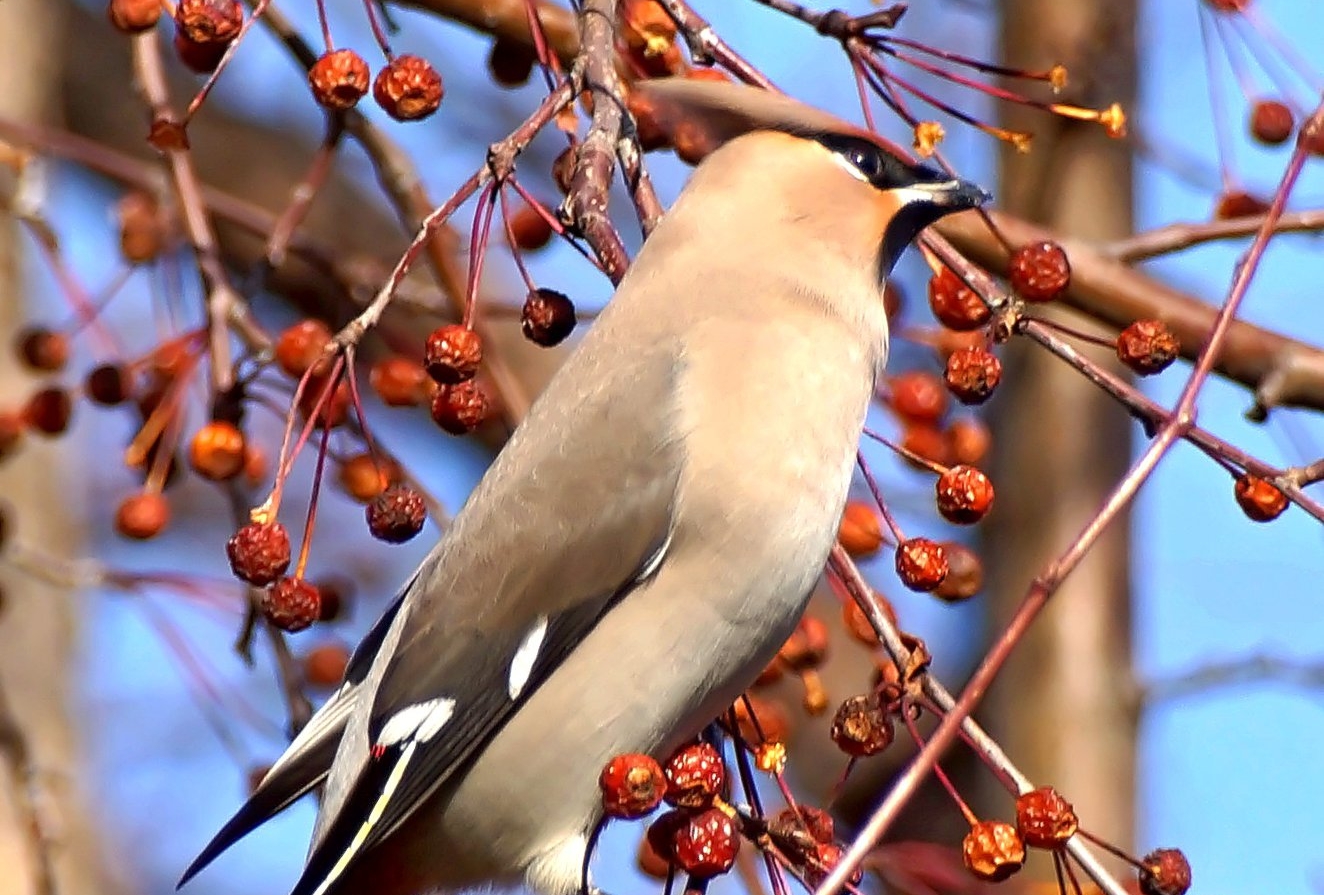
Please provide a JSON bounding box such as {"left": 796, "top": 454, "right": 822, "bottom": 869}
{"left": 360, "top": 0, "right": 394, "bottom": 59}
{"left": 899, "top": 710, "right": 978, "bottom": 827}
{"left": 463, "top": 182, "right": 499, "bottom": 330}
{"left": 314, "top": 0, "right": 333, "bottom": 51}
{"left": 184, "top": 0, "right": 274, "bottom": 123}
{"left": 293, "top": 413, "right": 334, "bottom": 580}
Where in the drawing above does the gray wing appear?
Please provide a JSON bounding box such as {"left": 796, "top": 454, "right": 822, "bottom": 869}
{"left": 288, "top": 339, "right": 685, "bottom": 895}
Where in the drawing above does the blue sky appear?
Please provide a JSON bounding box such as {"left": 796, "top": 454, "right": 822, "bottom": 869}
{"left": 38, "top": 2, "right": 1324, "bottom": 894}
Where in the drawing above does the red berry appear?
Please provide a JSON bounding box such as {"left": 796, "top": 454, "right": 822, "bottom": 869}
{"left": 900, "top": 424, "right": 950, "bottom": 469}
{"left": 777, "top": 615, "right": 829, "bottom": 669}
{"left": 1233, "top": 473, "right": 1287, "bottom": 522}
{"left": 1008, "top": 241, "right": 1070, "bottom": 303}
{"left": 769, "top": 805, "right": 835, "bottom": 845}
{"left": 487, "top": 38, "right": 537, "bottom": 87}
{"left": 309, "top": 49, "right": 370, "bottom": 110}
{"left": 108, "top": 0, "right": 161, "bottom": 33}
{"left": 944, "top": 347, "right": 1001, "bottom": 405}
{"left": 262, "top": 577, "right": 321, "bottom": 633}
{"left": 424, "top": 324, "right": 483, "bottom": 385}
{"left": 840, "top": 595, "right": 894, "bottom": 647}
{"left": 830, "top": 694, "right": 894, "bottom": 757}
{"left": 275, "top": 319, "right": 332, "bottom": 378}
{"left": 945, "top": 417, "right": 990, "bottom": 466}
{"left": 599, "top": 753, "right": 667, "bottom": 819}
{"left": 837, "top": 500, "right": 883, "bottom": 557}
{"left": 226, "top": 522, "right": 292, "bottom": 586}
{"left": 935, "top": 465, "right": 994, "bottom": 524}
{"left": 338, "top": 454, "right": 398, "bottom": 503}
{"left": 116, "top": 492, "right": 170, "bottom": 540}
{"left": 889, "top": 370, "right": 949, "bottom": 425}
{"left": 189, "top": 420, "right": 246, "bottom": 481}
{"left": 673, "top": 807, "right": 739, "bottom": 877}
{"left": 663, "top": 742, "right": 725, "bottom": 809}
{"left": 731, "top": 693, "right": 789, "bottom": 744}
{"left": 962, "top": 820, "right": 1025, "bottom": 882}
{"left": 933, "top": 541, "right": 983, "bottom": 602}
{"left": 1249, "top": 99, "right": 1294, "bottom": 145}
{"left": 644, "top": 808, "right": 688, "bottom": 865}
{"left": 370, "top": 356, "right": 429, "bottom": 406}
{"left": 895, "top": 537, "right": 948, "bottom": 592}
{"left": 430, "top": 381, "right": 490, "bottom": 435}
{"left": 1139, "top": 848, "right": 1191, "bottom": 895}
{"left": 620, "top": 0, "right": 677, "bottom": 58}
{"left": 314, "top": 576, "right": 352, "bottom": 622}
{"left": 174, "top": 0, "right": 242, "bottom": 46}
{"left": 373, "top": 55, "right": 444, "bottom": 121}
{"left": 805, "top": 842, "right": 862, "bottom": 888}
{"left": 23, "top": 387, "right": 73, "bottom": 437}
{"left": 85, "top": 364, "right": 130, "bottom": 406}
{"left": 0, "top": 411, "right": 23, "bottom": 460}
{"left": 1116, "top": 320, "right": 1180, "bottom": 375}
{"left": 1014, "top": 786, "right": 1078, "bottom": 850}
{"left": 521, "top": 288, "right": 577, "bottom": 346}
{"left": 16, "top": 327, "right": 69, "bottom": 372}
{"left": 297, "top": 374, "right": 351, "bottom": 428}
{"left": 366, "top": 485, "right": 427, "bottom": 543}
{"left": 302, "top": 642, "right": 350, "bottom": 688}
{"left": 118, "top": 191, "right": 164, "bottom": 264}
{"left": 0, "top": 407, "right": 23, "bottom": 458}
{"left": 928, "top": 267, "right": 990, "bottom": 331}
{"left": 1213, "top": 190, "right": 1269, "bottom": 220}
{"left": 508, "top": 202, "right": 555, "bottom": 251}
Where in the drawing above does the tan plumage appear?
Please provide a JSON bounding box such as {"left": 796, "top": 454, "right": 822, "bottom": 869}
{"left": 180, "top": 78, "right": 988, "bottom": 895}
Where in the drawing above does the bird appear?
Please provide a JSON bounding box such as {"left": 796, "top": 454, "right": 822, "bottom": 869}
{"left": 179, "top": 77, "right": 989, "bottom": 895}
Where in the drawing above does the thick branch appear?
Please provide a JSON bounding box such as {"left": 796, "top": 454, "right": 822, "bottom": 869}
{"left": 937, "top": 210, "right": 1324, "bottom": 415}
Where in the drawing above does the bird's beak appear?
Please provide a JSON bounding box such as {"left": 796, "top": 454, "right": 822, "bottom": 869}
{"left": 904, "top": 177, "right": 993, "bottom": 210}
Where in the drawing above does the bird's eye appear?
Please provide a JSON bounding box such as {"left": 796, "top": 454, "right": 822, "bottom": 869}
{"left": 842, "top": 144, "right": 884, "bottom": 180}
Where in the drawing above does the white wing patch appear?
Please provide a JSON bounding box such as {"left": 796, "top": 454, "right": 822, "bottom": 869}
{"left": 376, "top": 697, "right": 457, "bottom": 747}
{"left": 508, "top": 616, "right": 549, "bottom": 700}
{"left": 635, "top": 531, "right": 671, "bottom": 584}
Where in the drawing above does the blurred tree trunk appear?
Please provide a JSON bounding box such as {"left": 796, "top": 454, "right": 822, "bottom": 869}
{"left": 0, "top": 2, "right": 124, "bottom": 894}
{"left": 982, "top": 0, "right": 1139, "bottom": 872}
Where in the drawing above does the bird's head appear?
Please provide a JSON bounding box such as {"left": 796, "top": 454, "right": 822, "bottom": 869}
{"left": 633, "top": 78, "right": 990, "bottom": 282}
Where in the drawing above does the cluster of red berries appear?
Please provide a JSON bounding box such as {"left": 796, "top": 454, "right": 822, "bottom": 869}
{"left": 599, "top": 744, "right": 738, "bottom": 878}
{"left": 886, "top": 369, "right": 992, "bottom": 474}
{"left": 309, "top": 50, "right": 445, "bottom": 122}
{"left": 835, "top": 501, "right": 983, "bottom": 603}
{"left": 106, "top": 1, "right": 445, "bottom": 123}
{"left": 960, "top": 786, "right": 1190, "bottom": 895}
